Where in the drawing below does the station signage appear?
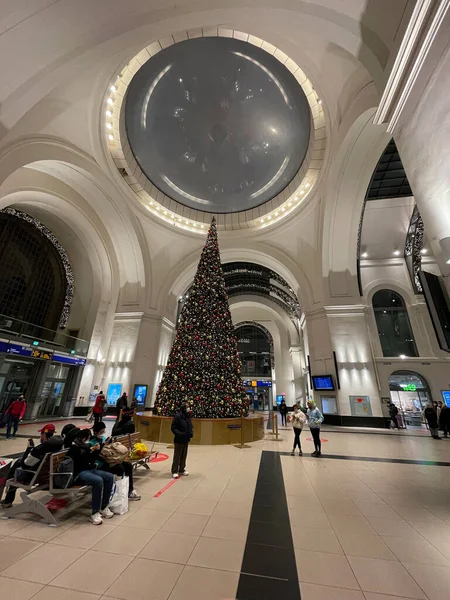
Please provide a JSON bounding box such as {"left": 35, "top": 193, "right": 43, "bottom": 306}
{"left": 0, "top": 340, "right": 86, "bottom": 366}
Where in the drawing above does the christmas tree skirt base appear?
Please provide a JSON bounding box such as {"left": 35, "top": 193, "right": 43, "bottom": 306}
{"left": 136, "top": 413, "right": 265, "bottom": 445}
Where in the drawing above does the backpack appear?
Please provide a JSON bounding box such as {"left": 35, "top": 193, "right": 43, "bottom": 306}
{"left": 54, "top": 456, "right": 74, "bottom": 489}
{"left": 100, "top": 442, "right": 129, "bottom": 465}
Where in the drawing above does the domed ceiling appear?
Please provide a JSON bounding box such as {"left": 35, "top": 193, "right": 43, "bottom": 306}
{"left": 125, "top": 37, "right": 311, "bottom": 214}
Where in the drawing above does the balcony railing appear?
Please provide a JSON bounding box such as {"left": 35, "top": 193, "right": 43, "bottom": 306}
{"left": 0, "top": 314, "right": 89, "bottom": 356}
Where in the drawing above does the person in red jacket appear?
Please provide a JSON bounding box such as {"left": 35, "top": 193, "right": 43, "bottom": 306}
{"left": 5, "top": 395, "right": 27, "bottom": 438}
{"left": 92, "top": 391, "right": 107, "bottom": 426}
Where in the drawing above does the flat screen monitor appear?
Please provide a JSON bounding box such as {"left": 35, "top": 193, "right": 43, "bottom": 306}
{"left": 419, "top": 270, "right": 450, "bottom": 353}
{"left": 312, "top": 375, "right": 335, "bottom": 391}
{"left": 133, "top": 384, "right": 148, "bottom": 407}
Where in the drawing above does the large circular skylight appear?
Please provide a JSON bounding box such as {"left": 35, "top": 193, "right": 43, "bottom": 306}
{"left": 125, "top": 37, "right": 311, "bottom": 214}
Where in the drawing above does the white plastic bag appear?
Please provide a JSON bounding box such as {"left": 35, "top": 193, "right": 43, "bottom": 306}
{"left": 109, "top": 476, "right": 129, "bottom": 515}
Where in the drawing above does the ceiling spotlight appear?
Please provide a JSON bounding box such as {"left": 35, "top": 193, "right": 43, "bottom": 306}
{"left": 361, "top": 252, "right": 368, "bottom": 258}
{"left": 393, "top": 250, "right": 401, "bottom": 256}
{"left": 281, "top": 207, "right": 286, "bottom": 212}
{"left": 163, "top": 210, "right": 167, "bottom": 215}
{"left": 300, "top": 190, "right": 305, "bottom": 195}
{"left": 156, "top": 206, "right": 160, "bottom": 211}
{"left": 260, "top": 218, "right": 265, "bottom": 223}
{"left": 318, "top": 99, "right": 322, "bottom": 105}
{"left": 110, "top": 85, "right": 117, "bottom": 92}
{"left": 108, "top": 134, "right": 114, "bottom": 141}
{"left": 288, "top": 202, "right": 292, "bottom": 207}
{"left": 275, "top": 211, "right": 279, "bottom": 216}
{"left": 201, "top": 224, "right": 205, "bottom": 229}
{"left": 193, "top": 223, "right": 197, "bottom": 227}
{"left": 150, "top": 201, "right": 154, "bottom": 206}
{"left": 305, "top": 182, "right": 310, "bottom": 188}
{"left": 421, "top": 248, "right": 427, "bottom": 254}
{"left": 107, "top": 98, "right": 113, "bottom": 105}
{"left": 268, "top": 215, "right": 272, "bottom": 220}
{"left": 400, "top": 354, "right": 406, "bottom": 359}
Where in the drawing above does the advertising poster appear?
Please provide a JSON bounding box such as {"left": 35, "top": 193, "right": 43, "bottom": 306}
{"left": 107, "top": 383, "right": 123, "bottom": 406}
{"left": 133, "top": 384, "right": 148, "bottom": 407}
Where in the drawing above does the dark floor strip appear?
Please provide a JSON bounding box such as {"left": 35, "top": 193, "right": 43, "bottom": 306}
{"left": 237, "top": 450, "right": 301, "bottom": 600}
{"left": 277, "top": 451, "right": 450, "bottom": 467}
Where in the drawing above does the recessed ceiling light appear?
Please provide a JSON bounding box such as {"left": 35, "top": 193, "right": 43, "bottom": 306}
{"left": 300, "top": 190, "right": 305, "bottom": 195}
{"left": 288, "top": 202, "right": 292, "bottom": 207}
{"left": 421, "top": 248, "right": 427, "bottom": 254}
{"left": 400, "top": 354, "right": 406, "bottom": 359}
{"left": 305, "top": 182, "right": 310, "bottom": 188}
{"left": 281, "top": 207, "right": 286, "bottom": 212}
{"left": 393, "top": 250, "right": 400, "bottom": 256}
{"left": 268, "top": 215, "right": 272, "bottom": 220}
{"left": 108, "top": 134, "right": 114, "bottom": 140}
{"left": 107, "top": 98, "right": 113, "bottom": 105}
{"left": 275, "top": 211, "right": 279, "bottom": 216}
{"left": 106, "top": 123, "right": 112, "bottom": 129}
{"left": 361, "top": 252, "right": 368, "bottom": 258}
{"left": 201, "top": 224, "right": 205, "bottom": 228}
{"left": 106, "top": 110, "right": 112, "bottom": 117}
{"left": 110, "top": 85, "right": 117, "bottom": 92}
{"left": 318, "top": 99, "right": 322, "bottom": 105}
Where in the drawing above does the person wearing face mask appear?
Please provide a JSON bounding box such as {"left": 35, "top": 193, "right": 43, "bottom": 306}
{"left": 171, "top": 403, "right": 193, "bottom": 479}
{"left": 288, "top": 404, "right": 307, "bottom": 456}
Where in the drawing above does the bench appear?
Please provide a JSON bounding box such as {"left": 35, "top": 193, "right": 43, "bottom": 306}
{"left": 1, "top": 451, "right": 89, "bottom": 527}
{"left": 114, "top": 432, "right": 158, "bottom": 470}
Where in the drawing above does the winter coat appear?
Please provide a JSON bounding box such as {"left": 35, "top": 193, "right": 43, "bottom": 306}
{"left": 20, "top": 435, "right": 64, "bottom": 470}
{"left": 93, "top": 394, "right": 106, "bottom": 415}
{"left": 171, "top": 411, "right": 193, "bottom": 444}
{"left": 306, "top": 406, "right": 324, "bottom": 429}
{"left": 279, "top": 402, "right": 288, "bottom": 415}
{"left": 289, "top": 410, "right": 307, "bottom": 429}
{"left": 389, "top": 404, "right": 399, "bottom": 418}
{"left": 439, "top": 405, "right": 450, "bottom": 427}
{"left": 424, "top": 406, "right": 438, "bottom": 429}
{"left": 6, "top": 399, "right": 27, "bottom": 419}
{"left": 67, "top": 439, "right": 99, "bottom": 475}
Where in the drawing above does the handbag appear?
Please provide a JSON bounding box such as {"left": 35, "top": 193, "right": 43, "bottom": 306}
{"left": 109, "top": 476, "right": 129, "bottom": 514}
{"left": 100, "top": 442, "right": 129, "bottom": 465}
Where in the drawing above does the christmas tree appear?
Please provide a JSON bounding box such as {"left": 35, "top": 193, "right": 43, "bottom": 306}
{"left": 153, "top": 218, "right": 248, "bottom": 418}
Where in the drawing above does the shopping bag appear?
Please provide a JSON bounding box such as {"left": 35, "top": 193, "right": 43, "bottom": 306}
{"left": 85, "top": 409, "right": 94, "bottom": 423}
{"left": 109, "top": 476, "right": 129, "bottom": 515}
{"left": 130, "top": 442, "right": 148, "bottom": 460}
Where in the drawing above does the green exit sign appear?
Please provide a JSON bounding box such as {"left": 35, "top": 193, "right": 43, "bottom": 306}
{"left": 401, "top": 384, "right": 417, "bottom": 391}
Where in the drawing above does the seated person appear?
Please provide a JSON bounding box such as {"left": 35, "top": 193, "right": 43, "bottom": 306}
{"left": 90, "top": 421, "right": 140, "bottom": 501}
{"left": 1, "top": 423, "right": 63, "bottom": 508}
{"left": 111, "top": 414, "right": 135, "bottom": 437}
{"left": 61, "top": 423, "right": 77, "bottom": 440}
{"left": 64, "top": 427, "right": 115, "bottom": 525}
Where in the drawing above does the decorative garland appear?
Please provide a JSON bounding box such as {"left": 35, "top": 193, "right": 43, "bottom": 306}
{"left": 1, "top": 207, "right": 74, "bottom": 328}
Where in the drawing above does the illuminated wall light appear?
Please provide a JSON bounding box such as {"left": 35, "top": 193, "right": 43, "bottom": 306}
{"left": 393, "top": 250, "right": 400, "bottom": 256}
{"left": 107, "top": 98, "right": 113, "bottom": 105}
{"left": 260, "top": 218, "right": 265, "bottom": 223}
{"left": 156, "top": 206, "right": 160, "bottom": 211}
{"left": 163, "top": 210, "right": 167, "bottom": 215}
{"left": 305, "top": 182, "right": 310, "bottom": 188}
{"left": 268, "top": 215, "right": 272, "bottom": 220}
{"left": 201, "top": 224, "right": 205, "bottom": 229}
{"left": 106, "top": 123, "right": 112, "bottom": 129}
{"left": 275, "top": 211, "right": 279, "bottom": 216}
{"left": 288, "top": 202, "right": 292, "bottom": 207}
{"left": 106, "top": 110, "right": 112, "bottom": 117}
{"left": 193, "top": 223, "right": 197, "bottom": 227}
{"left": 400, "top": 354, "right": 406, "bottom": 359}
{"left": 318, "top": 99, "right": 322, "bottom": 105}
{"left": 300, "top": 190, "right": 305, "bottom": 195}
{"left": 361, "top": 252, "right": 368, "bottom": 258}
{"left": 149, "top": 201, "right": 154, "bottom": 205}
{"left": 108, "top": 134, "right": 114, "bottom": 141}
{"left": 421, "top": 248, "right": 427, "bottom": 254}
{"left": 281, "top": 207, "right": 285, "bottom": 212}
{"left": 110, "top": 85, "right": 117, "bottom": 92}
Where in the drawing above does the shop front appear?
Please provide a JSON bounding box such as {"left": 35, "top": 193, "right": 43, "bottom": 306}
{"left": 243, "top": 379, "right": 273, "bottom": 411}
{"left": 389, "top": 370, "right": 431, "bottom": 428}
{"left": 0, "top": 340, "right": 86, "bottom": 420}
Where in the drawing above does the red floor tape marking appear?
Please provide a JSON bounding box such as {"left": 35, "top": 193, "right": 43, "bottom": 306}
{"left": 153, "top": 478, "right": 179, "bottom": 498}
{"left": 151, "top": 453, "right": 169, "bottom": 463}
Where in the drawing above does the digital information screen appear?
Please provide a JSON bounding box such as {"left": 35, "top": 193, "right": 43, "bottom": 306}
{"left": 312, "top": 375, "right": 335, "bottom": 391}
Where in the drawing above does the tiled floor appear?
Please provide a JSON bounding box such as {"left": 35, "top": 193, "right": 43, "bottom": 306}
{"left": 1, "top": 426, "right": 450, "bottom": 599}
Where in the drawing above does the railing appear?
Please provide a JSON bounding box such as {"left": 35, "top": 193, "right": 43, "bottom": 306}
{"left": 0, "top": 314, "right": 89, "bottom": 356}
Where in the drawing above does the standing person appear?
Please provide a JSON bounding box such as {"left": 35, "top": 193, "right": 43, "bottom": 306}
{"left": 424, "top": 402, "right": 441, "bottom": 439}
{"left": 5, "top": 395, "right": 27, "bottom": 438}
{"left": 116, "top": 392, "right": 128, "bottom": 420}
{"left": 289, "top": 404, "right": 307, "bottom": 456}
{"left": 279, "top": 399, "right": 288, "bottom": 427}
{"left": 1, "top": 424, "right": 63, "bottom": 508}
{"left": 93, "top": 391, "right": 107, "bottom": 426}
{"left": 307, "top": 400, "right": 324, "bottom": 457}
{"left": 171, "top": 403, "right": 193, "bottom": 479}
{"left": 388, "top": 401, "right": 400, "bottom": 429}
{"left": 64, "top": 427, "right": 115, "bottom": 525}
{"left": 439, "top": 402, "right": 450, "bottom": 438}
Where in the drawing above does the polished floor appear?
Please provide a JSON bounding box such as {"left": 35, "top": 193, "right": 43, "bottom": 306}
{"left": 1, "top": 423, "right": 450, "bottom": 599}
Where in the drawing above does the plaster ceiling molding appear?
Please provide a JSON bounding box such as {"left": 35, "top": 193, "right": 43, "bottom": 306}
{"left": 103, "top": 28, "right": 327, "bottom": 234}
